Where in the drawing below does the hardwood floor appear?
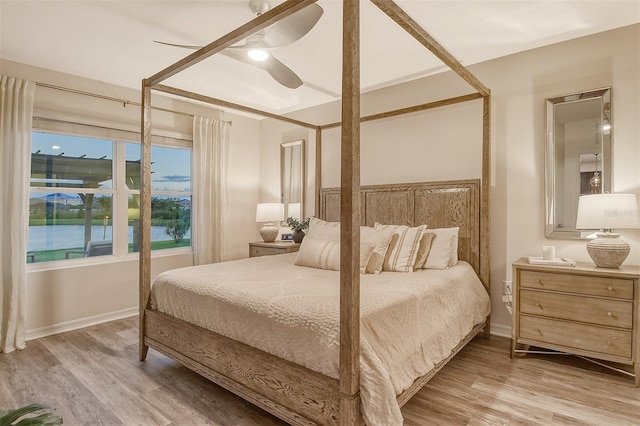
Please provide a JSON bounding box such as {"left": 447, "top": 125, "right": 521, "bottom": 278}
{"left": 1, "top": 317, "right": 638, "bottom": 425}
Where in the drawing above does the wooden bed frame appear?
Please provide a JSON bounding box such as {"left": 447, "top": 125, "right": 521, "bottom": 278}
{"left": 139, "top": 1, "right": 491, "bottom": 424}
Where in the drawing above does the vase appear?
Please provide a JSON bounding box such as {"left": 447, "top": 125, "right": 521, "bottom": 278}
{"left": 586, "top": 232, "right": 630, "bottom": 268}
{"left": 292, "top": 229, "right": 305, "bottom": 244}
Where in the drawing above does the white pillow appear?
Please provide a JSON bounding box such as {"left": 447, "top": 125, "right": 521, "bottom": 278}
{"left": 375, "top": 223, "right": 426, "bottom": 272}
{"left": 295, "top": 237, "right": 375, "bottom": 274}
{"left": 307, "top": 217, "right": 340, "bottom": 240}
{"left": 422, "top": 227, "right": 459, "bottom": 270}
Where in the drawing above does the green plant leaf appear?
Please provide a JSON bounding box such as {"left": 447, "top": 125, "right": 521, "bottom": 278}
{"left": 0, "top": 405, "right": 62, "bottom": 426}
{"left": 14, "top": 413, "right": 63, "bottom": 426}
{"left": 0, "top": 404, "right": 49, "bottom": 426}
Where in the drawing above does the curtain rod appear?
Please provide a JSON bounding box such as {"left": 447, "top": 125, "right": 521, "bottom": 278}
{"left": 35, "top": 82, "right": 232, "bottom": 125}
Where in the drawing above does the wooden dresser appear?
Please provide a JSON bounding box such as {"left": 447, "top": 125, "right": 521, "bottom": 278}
{"left": 512, "top": 257, "right": 640, "bottom": 386}
{"left": 249, "top": 241, "right": 300, "bottom": 258}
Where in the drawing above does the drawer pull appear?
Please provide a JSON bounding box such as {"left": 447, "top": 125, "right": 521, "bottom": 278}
{"left": 607, "top": 286, "right": 613, "bottom": 291}
{"left": 535, "top": 328, "right": 543, "bottom": 336}
{"left": 607, "top": 311, "right": 612, "bottom": 317}
{"left": 537, "top": 280, "right": 544, "bottom": 286}
{"left": 535, "top": 302, "right": 543, "bottom": 310}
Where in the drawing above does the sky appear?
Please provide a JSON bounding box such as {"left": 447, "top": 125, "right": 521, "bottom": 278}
{"left": 32, "top": 132, "right": 191, "bottom": 192}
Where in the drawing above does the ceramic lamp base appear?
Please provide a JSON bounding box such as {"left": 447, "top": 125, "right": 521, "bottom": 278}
{"left": 260, "top": 223, "right": 279, "bottom": 243}
{"left": 586, "top": 233, "right": 630, "bottom": 269}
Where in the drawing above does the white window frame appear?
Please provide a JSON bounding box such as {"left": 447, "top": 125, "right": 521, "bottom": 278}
{"left": 28, "top": 117, "right": 193, "bottom": 270}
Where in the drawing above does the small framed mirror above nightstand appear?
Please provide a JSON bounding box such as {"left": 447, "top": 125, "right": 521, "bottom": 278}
{"left": 281, "top": 140, "right": 305, "bottom": 223}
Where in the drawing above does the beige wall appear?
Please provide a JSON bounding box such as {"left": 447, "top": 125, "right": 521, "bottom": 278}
{"left": 259, "top": 24, "right": 640, "bottom": 336}
{"left": 1, "top": 59, "right": 261, "bottom": 336}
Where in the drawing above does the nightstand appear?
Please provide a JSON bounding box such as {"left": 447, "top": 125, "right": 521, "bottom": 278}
{"left": 512, "top": 257, "right": 640, "bottom": 386}
{"left": 249, "top": 241, "right": 300, "bottom": 258}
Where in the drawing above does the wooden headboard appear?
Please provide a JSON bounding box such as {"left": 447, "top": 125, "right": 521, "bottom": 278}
{"left": 319, "top": 179, "right": 481, "bottom": 275}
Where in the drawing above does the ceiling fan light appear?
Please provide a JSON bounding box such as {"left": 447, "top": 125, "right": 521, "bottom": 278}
{"left": 248, "top": 48, "right": 269, "bottom": 61}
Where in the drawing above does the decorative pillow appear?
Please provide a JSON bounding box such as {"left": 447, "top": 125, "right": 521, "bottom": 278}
{"left": 413, "top": 232, "right": 435, "bottom": 269}
{"left": 295, "top": 237, "right": 340, "bottom": 271}
{"left": 422, "top": 227, "right": 460, "bottom": 270}
{"left": 295, "top": 237, "right": 375, "bottom": 274}
{"left": 307, "top": 217, "right": 340, "bottom": 240}
{"left": 360, "top": 226, "right": 395, "bottom": 274}
{"left": 449, "top": 230, "right": 459, "bottom": 266}
{"left": 303, "top": 219, "right": 394, "bottom": 274}
{"left": 375, "top": 223, "right": 426, "bottom": 272}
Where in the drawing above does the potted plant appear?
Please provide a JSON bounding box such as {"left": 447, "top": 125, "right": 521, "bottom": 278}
{"left": 286, "top": 217, "right": 310, "bottom": 244}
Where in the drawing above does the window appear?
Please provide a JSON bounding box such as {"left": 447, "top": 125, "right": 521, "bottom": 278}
{"left": 125, "top": 143, "right": 192, "bottom": 253}
{"left": 28, "top": 119, "right": 192, "bottom": 264}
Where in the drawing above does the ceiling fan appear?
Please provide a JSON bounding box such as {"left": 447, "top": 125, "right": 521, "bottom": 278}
{"left": 154, "top": 0, "right": 323, "bottom": 89}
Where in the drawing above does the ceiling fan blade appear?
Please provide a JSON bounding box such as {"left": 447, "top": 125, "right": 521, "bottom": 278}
{"left": 263, "top": 54, "right": 304, "bottom": 89}
{"left": 153, "top": 40, "right": 203, "bottom": 50}
{"left": 221, "top": 50, "right": 303, "bottom": 89}
{"left": 257, "top": 3, "right": 323, "bottom": 49}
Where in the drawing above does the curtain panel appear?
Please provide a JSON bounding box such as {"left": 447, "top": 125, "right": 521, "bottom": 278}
{"left": 0, "top": 76, "right": 36, "bottom": 353}
{"left": 192, "top": 117, "right": 230, "bottom": 265}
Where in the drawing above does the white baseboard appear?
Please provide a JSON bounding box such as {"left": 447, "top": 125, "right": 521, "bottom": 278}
{"left": 490, "top": 323, "right": 512, "bottom": 338}
{"left": 26, "top": 307, "right": 138, "bottom": 341}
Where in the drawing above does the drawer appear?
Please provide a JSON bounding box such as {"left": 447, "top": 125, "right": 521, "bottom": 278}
{"left": 519, "top": 315, "right": 632, "bottom": 359}
{"left": 519, "top": 270, "right": 634, "bottom": 299}
{"left": 520, "top": 289, "right": 633, "bottom": 329}
{"left": 250, "top": 246, "right": 284, "bottom": 257}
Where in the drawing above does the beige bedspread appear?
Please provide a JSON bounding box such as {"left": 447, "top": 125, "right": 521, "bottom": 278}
{"left": 151, "top": 253, "right": 490, "bottom": 426}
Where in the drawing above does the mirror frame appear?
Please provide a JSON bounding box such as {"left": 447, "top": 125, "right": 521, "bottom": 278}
{"left": 280, "top": 139, "right": 305, "bottom": 222}
{"left": 545, "top": 87, "right": 612, "bottom": 239}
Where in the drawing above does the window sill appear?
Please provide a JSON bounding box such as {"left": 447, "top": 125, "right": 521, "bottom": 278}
{"left": 26, "top": 247, "right": 193, "bottom": 273}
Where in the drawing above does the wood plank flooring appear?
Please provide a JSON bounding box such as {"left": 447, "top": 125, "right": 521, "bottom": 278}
{"left": 1, "top": 317, "right": 638, "bottom": 425}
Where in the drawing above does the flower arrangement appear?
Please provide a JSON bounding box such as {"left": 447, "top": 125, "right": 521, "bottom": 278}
{"left": 286, "top": 216, "right": 310, "bottom": 231}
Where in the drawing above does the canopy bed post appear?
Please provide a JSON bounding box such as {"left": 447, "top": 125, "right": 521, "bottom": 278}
{"left": 481, "top": 93, "right": 492, "bottom": 337}
{"left": 315, "top": 127, "right": 322, "bottom": 217}
{"left": 339, "top": 0, "right": 361, "bottom": 423}
{"left": 139, "top": 80, "right": 152, "bottom": 361}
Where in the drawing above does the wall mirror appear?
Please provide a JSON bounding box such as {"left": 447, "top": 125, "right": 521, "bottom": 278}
{"left": 545, "top": 87, "right": 611, "bottom": 239}
{"left": 281, "top": 140, "right": 305, "bottom": 221}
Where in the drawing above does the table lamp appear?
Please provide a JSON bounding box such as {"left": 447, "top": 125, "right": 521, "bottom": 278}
{"left": 256, "top": 203, "right": 283, "bottom": 242}
{"left": 576, "top": 193, "right": 640, "bottom": 268}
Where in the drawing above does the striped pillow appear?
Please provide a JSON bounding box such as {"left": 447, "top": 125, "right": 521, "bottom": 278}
{"left": 295, "top": 237, "right": 375, "bottom": 274}
{"left": 375, "top": 223, "right": 426, "bottom": 272}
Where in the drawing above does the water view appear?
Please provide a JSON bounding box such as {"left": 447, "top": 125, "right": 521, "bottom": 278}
{"left": 28, "top": 225, "right": 191, "bottom": 251}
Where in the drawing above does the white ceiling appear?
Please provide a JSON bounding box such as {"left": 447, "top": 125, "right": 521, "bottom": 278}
{"left": 1, "top": 1, "right": 639, "bottom": 115}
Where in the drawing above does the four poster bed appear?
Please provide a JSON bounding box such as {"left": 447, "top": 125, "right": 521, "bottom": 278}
{"left": 139, "top": 1, "right": 491, "bottom": 425}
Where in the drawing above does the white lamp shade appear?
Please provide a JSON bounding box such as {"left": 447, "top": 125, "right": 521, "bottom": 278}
{"left": 256, "top": 203, "right": 283, "bottom": 223}
{"left": 576, "top": 193, "right": 640, "bottom": 230}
